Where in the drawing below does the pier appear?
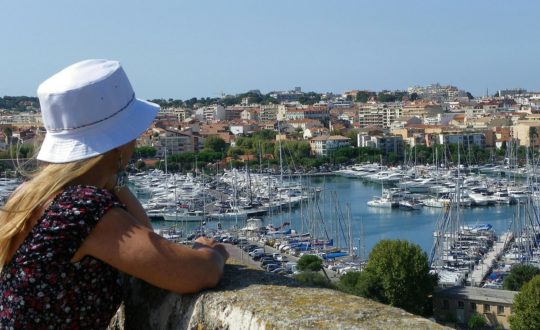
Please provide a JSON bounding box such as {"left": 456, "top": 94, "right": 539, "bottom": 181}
{"left": 470, "top": 231, "right": 513, "bottom": 286}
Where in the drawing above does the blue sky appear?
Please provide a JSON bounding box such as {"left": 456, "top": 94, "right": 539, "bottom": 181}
{"left": 1, "top": 1, "right": 539, "bottom": 99}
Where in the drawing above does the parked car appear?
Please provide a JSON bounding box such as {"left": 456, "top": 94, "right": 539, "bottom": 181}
{"left": 261, "top": 259, "right": 277, "bottom": 267}
{"left": 253, "top": 253, "right": 272, "bottom": 261}
{"left": 243, "top": 244, "right": 258, "bottom": 252}
{"left": 284, "top": 262, "right": 298, "bottom": 272}
{"left": 270, "top": 267, "right": 286, "bottom": 274}
{"left": 276, "top": 255, "right": 288, "bottom": 262}
{"left": 264, "top": 264, "right": 280, "bottom": 272}
{"left": 248, "top": 248, "right": 264, "bottom": 257}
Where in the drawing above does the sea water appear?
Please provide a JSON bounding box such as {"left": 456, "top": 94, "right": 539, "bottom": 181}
{"left": 153, "top": 175, "right": 516, "bottom": 257}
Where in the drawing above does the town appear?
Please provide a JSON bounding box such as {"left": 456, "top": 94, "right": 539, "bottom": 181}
{"left": 1, "top": 84, "right": 540, "bottom": 168}
{"left": 1, "top": 84, "right": 539, "bottom": 330}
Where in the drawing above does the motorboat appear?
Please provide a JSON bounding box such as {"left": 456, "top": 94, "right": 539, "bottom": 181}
{"left": 367, "top": 197, "right": 394, "bottom": 208}
{"left": 398, "top": 199, "right": 423, "bottom": 210}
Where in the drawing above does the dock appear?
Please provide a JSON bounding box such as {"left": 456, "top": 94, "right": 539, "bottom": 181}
{"left": 470, "top": 231, "right": 513, "bottom": 286}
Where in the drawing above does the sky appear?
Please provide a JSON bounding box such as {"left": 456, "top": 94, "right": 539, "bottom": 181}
{"left": 1, "top": 1, "right": 540, "bottom": 100}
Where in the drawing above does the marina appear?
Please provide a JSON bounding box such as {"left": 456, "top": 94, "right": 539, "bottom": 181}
{"left": 1, "top": 164, "right": 537, "bottom": 286}
{"left": 138, "top": 168, "right": 531, "bottom": 280}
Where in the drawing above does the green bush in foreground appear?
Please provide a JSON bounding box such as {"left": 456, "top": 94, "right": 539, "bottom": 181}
{"left": 338, "top": 240, "right": 437, "bottom": 316}
{"left": 293, "top": 271, "right": 332, "bottom": 288}
{"left": 509, "top": 275, "right": 540, "bottom": 330}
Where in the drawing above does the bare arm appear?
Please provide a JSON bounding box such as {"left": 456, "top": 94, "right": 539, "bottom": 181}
{"left": 113, "top": 186, "right": 152, "bottom": 229}
{"left": 73, "top": 207, "right": 229, "bottom": 294}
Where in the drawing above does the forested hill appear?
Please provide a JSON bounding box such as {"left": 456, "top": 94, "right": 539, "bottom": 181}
{"left": 0, "top": 96, "right": 40, "bottom": 111}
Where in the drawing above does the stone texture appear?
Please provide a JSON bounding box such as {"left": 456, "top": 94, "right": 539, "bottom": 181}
{"left": 108, "top": 260, "right": 448, "bottom": 330}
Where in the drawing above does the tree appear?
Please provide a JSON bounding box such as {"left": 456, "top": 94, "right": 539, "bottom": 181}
{"left": 377, "top": 93, "right": 397, "bottom": 103}
{"left": 2, "top": 126, "right": 13, "bottom": 144}
{"left": 355, "top": 91, "right": 373, "bottom": 103}
{"left": 297, "top": 254, "right": 323, "bottom": 272}
{"left": 18, "top": 144, "right": 33, "bottom": 159}
{"left": 298, "top": 92, "right": 321, "bottom": 105}
{"left": 135, "top": 146, "right": 157, "bottom": 158}
{"left": 358, "top": 240, "right": 438, "bottom": 316}
{"left": 409, "top": 92, "right": 419, "bottom": 101}
{"left": 509, "top": 275, "right": 540, "bottom": 330}
{"left": 503, "top": 264, "right": 540, "bottom": 291}
{"left": 203, "top": 136, "right": 227, "bottom": 153}
{"left": 337, "top": 271, "right": 384, "bottom": 299}
{"left": 467, "top": 312, "right": 486, "bottom": 330}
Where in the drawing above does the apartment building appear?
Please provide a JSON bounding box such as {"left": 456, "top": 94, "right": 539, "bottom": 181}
{"left": 309, "top": 135, "right": 350, "bottom": 156}
{"left": 401, "top": 100, "right": 444, "bottom": 118}
{"left": 260, "top": 104, "right": 279, "bottom": 122}
{"left": 224, "top": 106, "right": 246, "bottom": 121}
{"left": 358, "top": 135, "right": 404, "bottom": 154}
{"left": 286, "top": 106, "right": 329, "bottom": 121}
{"left": 150, "top": 127, "right": 201, "bottom": 157}
{"left": 195, "top": 104, "right": 225, "bottom": 122}
{"left": 433, "top": 132, "right": 486, "bottom": 148}
{"left": 356, "top": 104, "right": 402, "bottom": 128}
{"left": 513, "top": 121, "right": 540, "bottom": 147}
{"left": 159, "top": 107, "right": 190, "bottom": 121}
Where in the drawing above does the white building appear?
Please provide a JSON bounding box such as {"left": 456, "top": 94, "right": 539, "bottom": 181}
{"left": 309, "top": 135, "right": 351, "bottom": 157}
{"left": 195, "top": 105, "right": 225, "bottom": 122}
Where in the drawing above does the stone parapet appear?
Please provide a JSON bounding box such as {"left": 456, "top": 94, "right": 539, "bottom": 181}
{"left": 108, "top": 261, "right": 447, "bottom": 330}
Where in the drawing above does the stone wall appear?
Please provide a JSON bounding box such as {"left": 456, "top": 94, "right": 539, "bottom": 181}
{"left": 108, "top": 261, "right": 447, "bottom": 330}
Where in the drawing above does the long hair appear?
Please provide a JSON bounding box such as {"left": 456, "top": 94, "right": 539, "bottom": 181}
{"left": 0, "top": 155, "right": 106, "bottom": 269}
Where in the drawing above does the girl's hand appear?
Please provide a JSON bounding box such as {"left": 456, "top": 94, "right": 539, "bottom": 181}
{"left": 193, "top": 237, "right": 229, "bottom": 262}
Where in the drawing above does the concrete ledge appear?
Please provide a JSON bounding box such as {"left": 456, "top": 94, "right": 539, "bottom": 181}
{"left": 108, "top": 261, "right": 447, "bottom": 330}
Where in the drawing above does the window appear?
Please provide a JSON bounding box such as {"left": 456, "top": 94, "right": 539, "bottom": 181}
{"left": 484, "top": 304, "right": 491, "bottom": 313}
{"left": 497, "top": 305, "right": 505, "bottom": 314}
{"left": 443, "top": 300, "right": 449, "bottom": 310}
{"left": 458, "top": 301, "right": 464, "bottom": 309}
{"left": 471, "top": 303, "right": 477, "bottom": 311}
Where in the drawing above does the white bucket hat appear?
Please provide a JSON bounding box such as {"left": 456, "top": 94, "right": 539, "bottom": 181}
{"left": 36, "top": 59, "right": 159, "bottom": 163}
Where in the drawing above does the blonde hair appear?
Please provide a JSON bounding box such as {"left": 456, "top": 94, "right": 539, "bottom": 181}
{"left": 0, "top": 155, "right": 106, "bottom": 268}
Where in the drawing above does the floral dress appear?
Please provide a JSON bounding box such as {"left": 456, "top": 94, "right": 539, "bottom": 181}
{"left": 0, "top": 185, "right": 124, "bottom": 330}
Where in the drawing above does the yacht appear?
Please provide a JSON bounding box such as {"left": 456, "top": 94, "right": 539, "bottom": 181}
{"left": 423, "top": 196, "right": 451, "bottom": 208}
{"left": 398, "top": 199, "right": 423, "bottom": 210}
{"left": 367, "top": 197, "right": 394, "bottom": 208}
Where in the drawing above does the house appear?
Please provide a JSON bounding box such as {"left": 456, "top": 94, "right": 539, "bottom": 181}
{"left": 241, "top": 107, "right": 260, "bottom": 121}
{"left": 309, "top": 135, "right": 350, "bottom": 157}
{"left": 229, "top": 120, "right": 259, "bottom": 136}
{"left": 303, "top": 127, "right": 329, "bottom": 139}
{"left": 433, "top": 286, "right": 517, "bottom": 329}
{"left": 390, "top": 116, "right": 422, "bottom": 129}
{"left": 286, "top": 118, "right": 323, "bottom": 131}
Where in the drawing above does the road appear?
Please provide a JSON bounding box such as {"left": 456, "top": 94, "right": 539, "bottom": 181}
{"left": 223, "top": 242, "right": 340, "bottom": 281}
